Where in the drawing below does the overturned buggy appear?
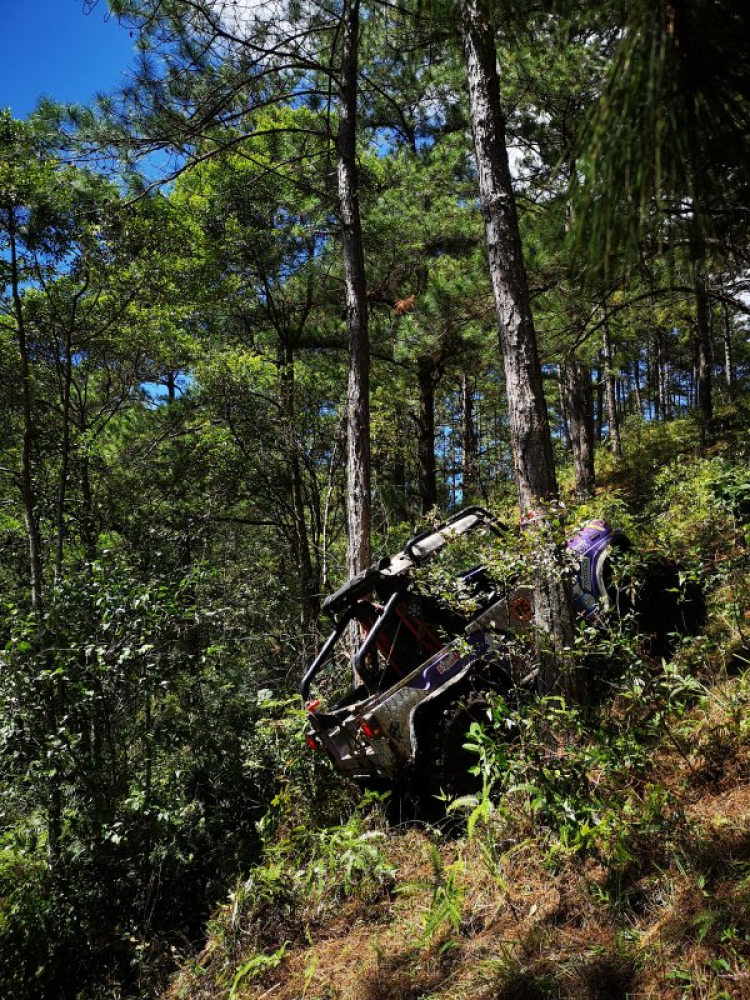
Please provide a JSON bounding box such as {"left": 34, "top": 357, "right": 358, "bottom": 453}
{"left": 300, "top": 507, "right": 663, "bottom": 795}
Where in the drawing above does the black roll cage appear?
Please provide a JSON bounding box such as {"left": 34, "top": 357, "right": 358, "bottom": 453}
{"left": 300, "top": 507, "right": 504, "bottom": 703}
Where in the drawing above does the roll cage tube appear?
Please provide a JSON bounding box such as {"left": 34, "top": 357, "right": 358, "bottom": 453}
{"left": 403, "top": 505, "right": 505, "bottom": 561}
{"left": 300, "top": 603, "right": 358, "bottom": 703}
{"left": 301, "top": 507, "right": 507, "bottom": 703}
{"left": 446, "top": 505, "right": 506, "bottom": 536}
{"left": 353, "top": 583, "right": 408, "bottom": 692}
{"left": 300, "top": 583, "right": 408, "bottom": 703}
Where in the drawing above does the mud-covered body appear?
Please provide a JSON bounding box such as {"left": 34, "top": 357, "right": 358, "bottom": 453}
{"left": 306, "top": 620, "right": 518, "bottom": 782}
{"left": 302, "top": 507, "right": 626, "bottom": 785}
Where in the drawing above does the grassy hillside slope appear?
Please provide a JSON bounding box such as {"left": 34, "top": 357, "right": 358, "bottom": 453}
{"left": 166, "top": 415, "right": 750, "bottom": 1000}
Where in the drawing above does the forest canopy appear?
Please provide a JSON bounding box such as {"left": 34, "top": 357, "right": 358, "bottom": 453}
{"left": 0, "top": 1, "right": 748, "bottom": 997}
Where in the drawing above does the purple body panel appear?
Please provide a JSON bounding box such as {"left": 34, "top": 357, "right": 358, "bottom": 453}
{"left": 410, "top": 630, "right": 488, "bottom": 692}
{"left": 567, "top": 519, "right": 624, "bottom": 617}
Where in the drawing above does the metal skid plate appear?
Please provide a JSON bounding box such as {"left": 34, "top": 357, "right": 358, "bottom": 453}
{"left": 308, "top": 630, "right": 495, "bottom": 780}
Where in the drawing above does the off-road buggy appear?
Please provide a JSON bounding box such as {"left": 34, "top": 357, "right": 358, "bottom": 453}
{"left": 301, "top": 506, "right": 652, "bottom": 796}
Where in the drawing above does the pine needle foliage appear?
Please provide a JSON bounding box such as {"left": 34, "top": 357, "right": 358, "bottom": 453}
{"left": 572, "top": 0, "right": 750, "bottom": 281}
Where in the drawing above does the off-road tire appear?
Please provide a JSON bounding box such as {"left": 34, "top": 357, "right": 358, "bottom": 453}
{"left": 413, "top": 670, "right": 512, "bottom": 803}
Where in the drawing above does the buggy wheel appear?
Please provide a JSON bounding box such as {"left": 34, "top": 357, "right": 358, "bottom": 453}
{"left": 413, "top": 673, "right": 512, "bottom": 804}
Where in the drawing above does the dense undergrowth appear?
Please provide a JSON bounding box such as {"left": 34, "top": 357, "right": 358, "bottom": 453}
{"left": 1, "top": 413, "right": 747, "bottom": 1000}
{"left": 161, "top": 415, "right": 750, "bottom": 1000}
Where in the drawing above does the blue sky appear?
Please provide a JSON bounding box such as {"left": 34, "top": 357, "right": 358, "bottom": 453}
{"left": 1, "top": 0, "right": 136, "bottom": 119}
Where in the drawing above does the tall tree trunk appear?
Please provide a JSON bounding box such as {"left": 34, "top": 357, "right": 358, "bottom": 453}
{"left": 54, "top": 288, "right": 83, "bottom": 586}
{"left": 9, "top": 211, "right": 62, "bottom": 866}
{"left": 337, "top": 0, "right": 370, "bottom": 579}
{"left": 562, "top": 358, "right": 595, "bottom": 500}
{"left": 458, "top": 2, "right": 556, "bottom": 511}
{"left": 624, "top": 363, "right": 632, "bottom": 415}
{"left": 279, "top": 346, "right": 319, "bottom": 638}
{"left": 461, "top": 373, "right": 478, "bottom": 497}
{"left": 655, "top": 331, "right": 669, "bottom": 420}
{"left": 54, "top": 335, "right": 72, "bottom": 585}
{"left": 602, "top": 318, "right": 621, "bottom": 457}
{"left": 458, "top": 0, "right": 578, "bottom": 700}
{"left": 691, "top": 356, "right": 698, "bottom": 410}
{"left": 558, "top": 374, "right": 572, "bottom": 452}
{"left": 417, "top": 356, "right": 437, "bottom": 513}
{"left": 80, "top": 445, "right": 97, "bottom": 565}
{"left": 9, "top": 214, "right": 44, "bottom": 617}
{"left": 693, "top": 254, "right": 713, "bottom": 444}
{"left": 721, "top": 299, "right": 734, "bottom": 389}
{"left": 651, "top": 338, "right": 660, "bottom": 420}
{"left": 594, "top": 361, "right": 604, "bottom": 441}
{"left": 633, "top": 356, "right": 643, "bottom": 416}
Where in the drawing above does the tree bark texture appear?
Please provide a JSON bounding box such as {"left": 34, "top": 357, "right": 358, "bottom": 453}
{"left": 458, "top": 0, "right": 578, "bottom": 700}
{"left": 721, "top": 299, "right": 734, "bottom": 388}
{"left": 650, "top": 342, "right": 660, "bottom": 420}
{"left": 417, "top": 356, "right": 437, "bottom": 513}
{"left": 655, "top": 332, "right": 670, "bottom": 419}
{"left": 54, "top": 286, "right": 84, "bottom": 586}
{"left": 558, "top": 375, "right": 572, "bottom": 452}
{"left": 9, "top": 212, "right": 44, "bottom": 618}
{"left": 459, "top": 4, "right": 557, "bottom": 510}
{"left": 279, "top": 346, "right": 319, "bottom": 637}
{"left": 594, "top": 362, "right": 604, "bottom": 440}
{"left": 337, "top": 0, "right": 371, "bottom": 578}
{"left": 79, "top": 449, "right": 97, "bottom": 565}
{"left": 633, "top": 356, "right": 643, "bottom": 416}
{"left": 562, "top": 359, "right": 596, "bottom": 500}
{"left": 8, "top": 210, "right": 64, "bottom": 865}
{"left": 461, "top": 373, "right": 479, "bottom": 496}
{"left": 602, "top": 319, "right": 621, "bottom": 457}
{"left": 693, "top": 255, "right": 713, "bottom": 444}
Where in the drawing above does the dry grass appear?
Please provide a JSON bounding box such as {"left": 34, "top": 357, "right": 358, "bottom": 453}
{"left": 166, "top": 674, "right": 750, "bottom": 1000}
